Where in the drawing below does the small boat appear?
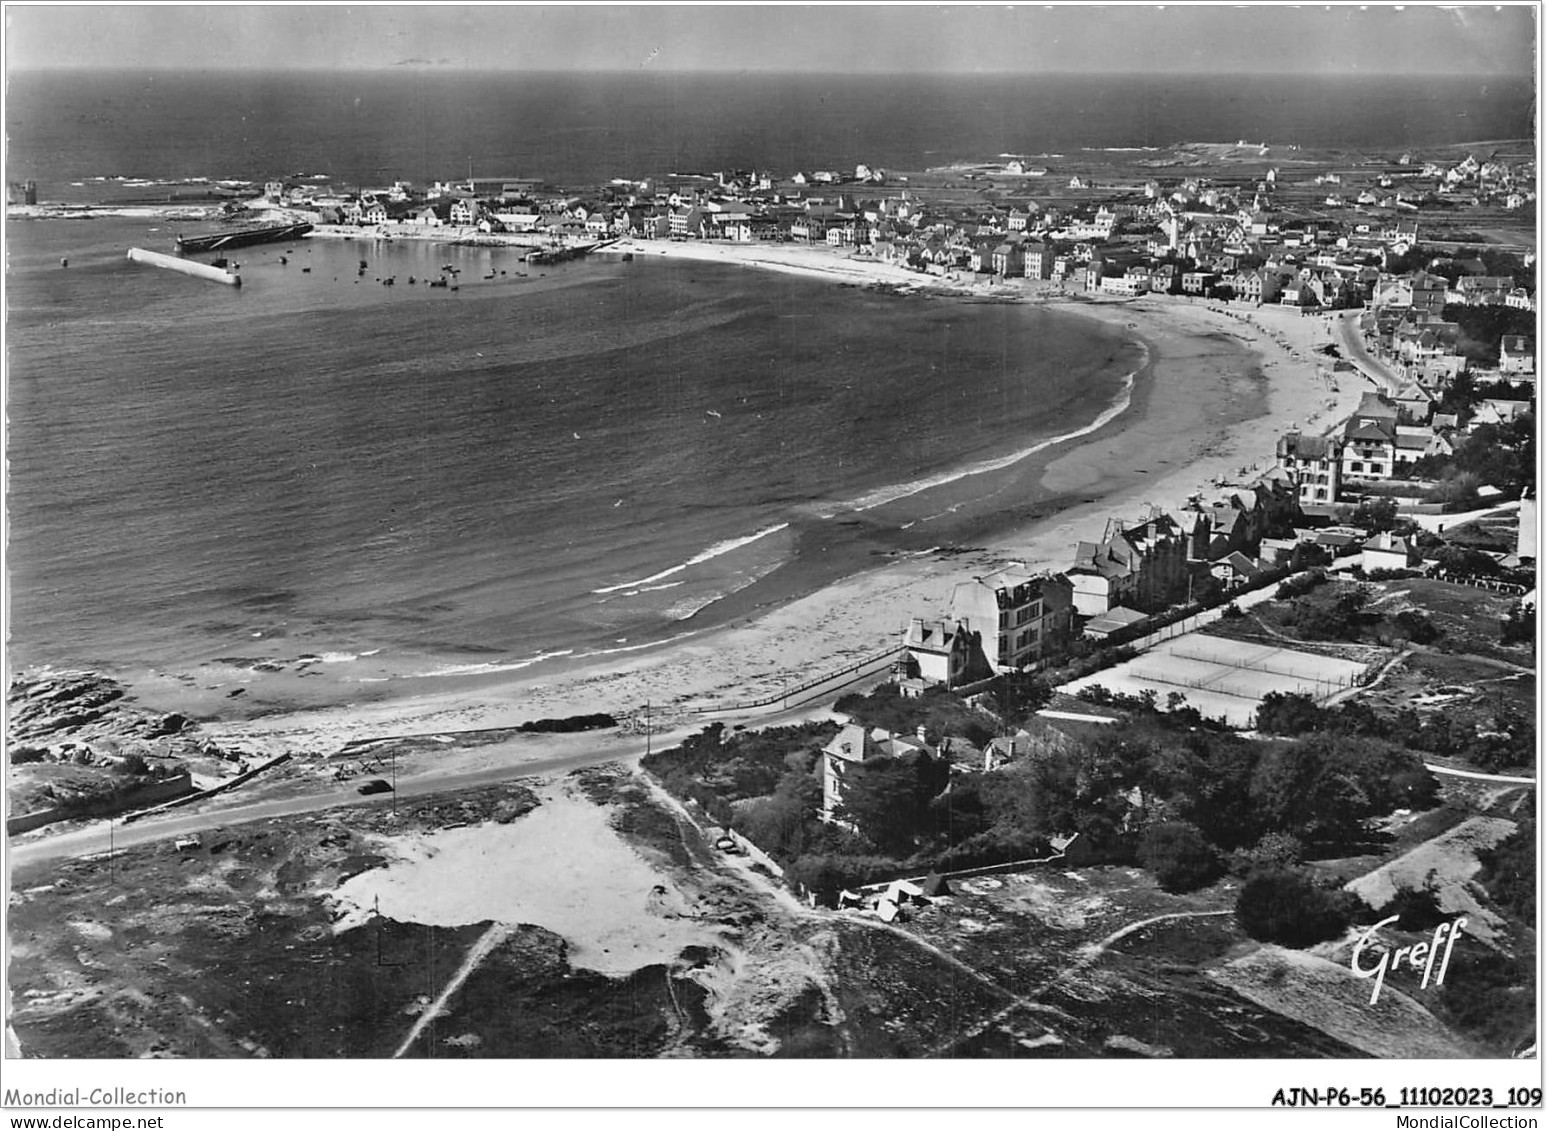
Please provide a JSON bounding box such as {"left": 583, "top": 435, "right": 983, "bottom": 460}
{"left": 301, "top": 266, "right": 311, "bottom": 273}
{"left": 279, "top": 256, "right": 287, "bottom": 265}
{"left": 407, "top": 276, "right": 416, "bottom": 285}
{"left": 382, "top": 276, "right": 395, "bottom": 286}
{"left": 429, "top": 278, "right": 447, "bottom": 288}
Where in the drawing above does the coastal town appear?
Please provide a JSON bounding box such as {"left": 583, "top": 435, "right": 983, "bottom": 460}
{"left": 6, "top": 135, "right": 1538, "bottom": 1063}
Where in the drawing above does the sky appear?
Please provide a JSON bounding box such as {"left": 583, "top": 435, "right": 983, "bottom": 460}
{"left": 3, "top": 3, "right": 1538, "bottom": 76}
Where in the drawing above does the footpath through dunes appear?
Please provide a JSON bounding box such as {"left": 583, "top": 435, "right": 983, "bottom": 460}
{"left": 195, "top": 289, "right": 1366, "bottom": 753}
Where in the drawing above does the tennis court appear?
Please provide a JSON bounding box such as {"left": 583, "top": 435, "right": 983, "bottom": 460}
{"left": 1059, "top": 632, "right": 1371, "bottom": 728}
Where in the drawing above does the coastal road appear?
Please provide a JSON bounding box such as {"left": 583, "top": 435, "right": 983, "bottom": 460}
{"left": 6, "top": 696, "right": 843, "bottom": 872}
{"left": 1334, "top": 310, "right": 1402, "bottom": 392}
{"left": 5, "top": 736, "right": 679, "bottom": 873}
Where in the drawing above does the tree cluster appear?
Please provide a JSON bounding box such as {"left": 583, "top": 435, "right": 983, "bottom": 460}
{"left": 1499, "top": 600, "right": 1535, "bottom": 647}
{"left": 644, "top": 674, "right": 1448, "bottom": 904}
{"left": 1254, "top": 690, "right": 1533, "bottom": 774}
{"left": 1439, "top": 303, "right": 1536, "bottom": 366}
{"left": 1234, "top": 868, "right": 1366, "bottom": 947}
{"left": 833, "top": 684, "right": 1002, "bottom": 747}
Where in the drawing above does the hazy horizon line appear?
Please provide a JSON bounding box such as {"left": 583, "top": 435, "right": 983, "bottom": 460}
{"left": 7, "top": 64, "right": 1537, "bottom": 80}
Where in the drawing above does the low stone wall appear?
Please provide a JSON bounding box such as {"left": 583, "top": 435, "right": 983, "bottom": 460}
{"left": 122, "top": 753, "right": 292, "bottom": 824}
{"left": 7, "top": 772, "right": 196, "bottom": 837}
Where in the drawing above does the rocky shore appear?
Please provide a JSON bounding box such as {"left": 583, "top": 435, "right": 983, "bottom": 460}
{"left": 7, "top": 669, "right": 251, "bottom": 821}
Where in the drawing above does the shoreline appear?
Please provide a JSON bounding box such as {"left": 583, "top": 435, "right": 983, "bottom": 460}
{"left": 122, "top": 237, "right": 1368, "bottom": 760}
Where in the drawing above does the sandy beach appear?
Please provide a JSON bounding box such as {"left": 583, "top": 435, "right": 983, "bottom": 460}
{"left": 157, "top": 238, "right": 1369, "bottom": 757}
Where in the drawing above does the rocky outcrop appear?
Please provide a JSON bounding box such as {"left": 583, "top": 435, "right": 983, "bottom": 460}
{"left": 9, "top": 670, "right": 191, "bottom": 749}
{"left": 5, "top": 669, "right": 229, "bottom": 777}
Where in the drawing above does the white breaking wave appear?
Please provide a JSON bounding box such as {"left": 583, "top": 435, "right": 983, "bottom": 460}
{"left": 411, "top": 649, "right": 576, "bottom": 678}
{"left": 662, "top": 559, "right": 785, "bottom": 622}
{"left": 591, "top": 523, "right": 790, "bottom": 595}
{"left": 620, "top": 581, "right": 685, "bottom": 597}
{"left": 570, "top": 631, "right": 702, "bottom": 659}
{"left": 840, "top": 358, "right": 1143, "bottom": 514}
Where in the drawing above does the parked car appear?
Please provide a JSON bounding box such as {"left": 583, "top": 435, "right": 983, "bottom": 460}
{"left": 357, "top": 778, "right": 393, "bottom": 796}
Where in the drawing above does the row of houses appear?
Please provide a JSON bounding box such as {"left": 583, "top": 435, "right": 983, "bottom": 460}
{"left": 1277, "top": 388, "right": 1532, "bottom": 501}
{"left": 283, "top": 157, "right": 1533, "bottom": 341}
{"left": 895, "top": 468, "right": 1307, "bottom": 693}
{"left": 1359, "top": 296, "right": 1536, "bottom": 394}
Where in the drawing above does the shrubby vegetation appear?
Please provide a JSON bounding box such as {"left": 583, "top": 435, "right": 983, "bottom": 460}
{"left": 1138, "top": 820, "right": 1221, "bottom": 893}
{"left": 1499, "top": 600, "right": 1535, "bottom": 647}
{"left": 1234, "top": 868, "right": 1365, "bottom": 947}
{"left": 645, "top": 679, "right": 1447, "bottom": 902}
{"left": 1474, "top": 818, "right": 1536, "bottom": 922}
{"left": 517, "top": 713, "right": 616, "bottom": 733}
{"left": 1436, "top": 948, "right": 1537, "bottom": 1053}
{"left": 1276, "top": 569, "right": 1329, "bottom": 601}
{"left": 640, "top": 720, "right": 838, "bottom": 827}
{"left": 1438, "top": 303, "right": 1536, "bottom": 366}
{"left": 1279, "top": 584, "right": 1376, "bottom": 642}
{"left": 1410, "top": 405, "right": 1535, "bottom": 498}
{"left": 1226, "top": 831, "right": 1304, "bottom": 877}
{"left": 1435, "top": 818, "right": 1537, "bottom": 1053}
{"left": 1253, "top": 690, "right": 1532, "bottom": 774}
{"left": 833, "top": 684, "right": 1002, "bottom": 747}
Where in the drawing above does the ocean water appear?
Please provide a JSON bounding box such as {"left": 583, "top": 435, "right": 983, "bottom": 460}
{"left": 5, "top": 69, "right": 1527, "bottom": 683}
{"left": 6, "top": 71, "right": 1533, "bottom": 195}
{"left": 5, "top": 217, "right": 1136, "bottom": 675}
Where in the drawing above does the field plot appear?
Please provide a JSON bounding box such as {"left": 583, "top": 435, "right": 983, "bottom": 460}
{"left": 1060, "top": 633, "right": 1371, "bottom": 727}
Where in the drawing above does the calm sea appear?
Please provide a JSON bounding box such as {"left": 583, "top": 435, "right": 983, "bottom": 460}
{"left": 6, "top": 217, "right": 1136, "bottom": 675}
{"left": 4, "top": 71, "right": 1529, "bottom": 682}
{"left": 6, "top": 70, "right": 1533, "bottom": 193}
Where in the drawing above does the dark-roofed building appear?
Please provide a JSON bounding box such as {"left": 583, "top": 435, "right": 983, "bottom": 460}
{"left": 820, "top": 724, "right": 935, "bottom": 826}
{"left": 1066, "top": 513, "right": 1189, "bottom": 617}
{"left": 1277, "top": 432, "right": 1342, "bottom": 504}
{"left": 1211, "top": 550, "right": 1264, "bottom": 589}
{"left": 1361, "top": 532, "right": 1419, "bottom": 573}
{"left": 899, "top": 618, "right": 977, "bottom": 689}
{"left": 949, "top": 568, "right": 1075, "bottom": 671}
{"left": 1341, "top": 392, "right": 1400, "bottom": 482}
{"left": 1082, "top": 606, "right": 1149, "bottom": 641}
